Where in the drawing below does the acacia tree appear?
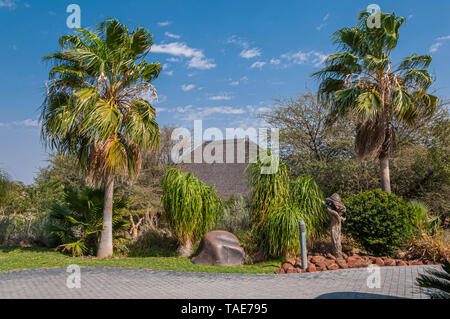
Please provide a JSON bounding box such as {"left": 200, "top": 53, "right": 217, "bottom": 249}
{"left": 313, "top": 11, "right": 438, "bottom": 193}
{"left": 40, "top": 19, "right": 161, "bottom": 258}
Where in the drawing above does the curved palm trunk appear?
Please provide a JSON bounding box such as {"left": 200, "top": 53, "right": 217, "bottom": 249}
{"left": 97, "top": 174, "right": 114, "bottom": 258}
{"left": 379, "top": 157, "right": 391, "bottom": 194}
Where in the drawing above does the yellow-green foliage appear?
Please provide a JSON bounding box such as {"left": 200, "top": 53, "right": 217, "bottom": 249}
{"left": 249, "top": 156, "right": 328, "bottom": 257}
{"left": 290, "top": 177, "right": 327, "bottom": 239}
{"left": 162, "top": 168, "right": 222, "bottom": 245}
{"left": 247, "top": 158, "right": 290, "bottom": 224}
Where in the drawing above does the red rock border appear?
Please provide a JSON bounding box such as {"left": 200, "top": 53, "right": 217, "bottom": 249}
{"left": 275, "top": 253, "right": 436, "bottom": 274}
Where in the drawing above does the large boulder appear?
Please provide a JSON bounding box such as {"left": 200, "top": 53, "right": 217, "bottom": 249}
{"left": 191, "top": 230, "right": 245, "bottom": 266}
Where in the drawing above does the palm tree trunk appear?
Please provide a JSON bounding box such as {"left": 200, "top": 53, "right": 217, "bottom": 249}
{"left": 97, "top": 174, "right": 114, "bottom": 258}
{"left": 379, "top": 157, "right": 391, "bottom": 194}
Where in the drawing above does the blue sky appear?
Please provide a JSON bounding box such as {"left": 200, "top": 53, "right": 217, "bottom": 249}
{"left": 1, "top": 0, "right": 449, "bottom": 184}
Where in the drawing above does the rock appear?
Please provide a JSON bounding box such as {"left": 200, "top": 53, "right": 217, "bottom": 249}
{"left": 191, "top": 230, "right": 245, "bottom": 266}
{"left": 327, "top": 263, "right": 339, "bottom": 270}
{"left": 396, "top": 260, "right": 407, "bottom": 266}
{"left": 275, "top": 268, "right": 285, "bottom": 274}
{"left": 336, "top": 258, "right": 348, "bottom": 269}
{"left": 408, "top": 260, "right": 423, "bottom": 266}
{"left": 315, "top": 262, "right": 327, "bottom": 271}
{"left": 424, "top": 260, "right": 433, "bottom": 265}
{"left": 311, "top": 256, "right": 326, "bottom": 264}
{"left": 375, "top": 258, "right": 384, "bottom": 267}
{"left": 285, "top": 258, "right": 296, "bottom": 266}
{"left": 342, "top": 253, "right": 349, "bottom": 260}
{"left": 282, "top": 262, "right": 295, "bottom": 271}
{"left": 383, "top": 258, "right": 396, "bottom": 266}
{"left": 286, "top": 268, "right": 298, "bottom": 274}
{"left": 326, "top": 253, "right": 336, "bottom": 260}
{"left": 347, "top": 259, "right": 362, "bottom": 268}
{"left": 324, "top": 259, "right": 336, "bottom": 267}
{"left": 306, "top": 264, "right": 317, "bottom": 272}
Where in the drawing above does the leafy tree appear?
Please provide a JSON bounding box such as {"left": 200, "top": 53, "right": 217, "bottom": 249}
{"left": 313, "top": 11, "right": 438, "bottom": 193}
{"left": 47, "top": 187, "right": 129, "bottom": 256}
{"left": 40, "top": 19, "right": 161, "bottom": 257}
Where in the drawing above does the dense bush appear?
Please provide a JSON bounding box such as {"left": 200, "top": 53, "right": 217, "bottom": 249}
{"left": 47, "top": 187, "right": 129, "bottom": 256}
{"left": 343, "top": 189, "right": 416, "bottom": 256}
{"left": 217, "top": 197, "right": 251, "bottom": 233}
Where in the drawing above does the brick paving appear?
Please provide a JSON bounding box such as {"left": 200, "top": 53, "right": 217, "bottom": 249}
{"left": 0, "top": 265, "right": 439, "bottom": 299}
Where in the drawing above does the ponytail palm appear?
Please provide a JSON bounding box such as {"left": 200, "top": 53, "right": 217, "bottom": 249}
{"left": 40, "top": 19, "right": 161, "bottom": 257}
{"left": 313, "top": 11, "right": 438, "bottom": 193}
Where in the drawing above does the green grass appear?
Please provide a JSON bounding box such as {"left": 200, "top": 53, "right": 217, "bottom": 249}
{"left": 0, "top": 246, "right": 281, "bottom": 274}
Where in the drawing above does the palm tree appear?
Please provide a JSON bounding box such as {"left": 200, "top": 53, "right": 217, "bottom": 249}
{"left": 416, "top": 260, "right": 450, "bottom": 299}
{"left": 40, "top": 19, "right": 161, "bottom": 258}
{"left": 313, "top": 11, "right": 437, "bottom": 193}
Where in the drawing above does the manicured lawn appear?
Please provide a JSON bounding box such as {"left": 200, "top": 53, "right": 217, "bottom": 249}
{"left": 0, "top": 246, "right": 280, "bottom": 274}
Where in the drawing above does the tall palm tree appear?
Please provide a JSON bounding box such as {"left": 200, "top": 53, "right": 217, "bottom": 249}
{"left": 40, "top": 19, "right": 161, "bottom": 258}
{"left": 313, "top": 11, "right": 437, "bottom": 193}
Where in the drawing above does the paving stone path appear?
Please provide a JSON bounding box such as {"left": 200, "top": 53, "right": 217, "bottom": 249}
{"left": 0, "top": 265, "right": 438, "bottom": 299}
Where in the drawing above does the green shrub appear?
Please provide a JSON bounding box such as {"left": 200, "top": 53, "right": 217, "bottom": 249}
{"left": 217, "top": 196, "right": 251, "bottom": 233}
{"left": 343, "top": 189, "right": 416, "bottom": 256}
{"left": 47, "top": 186, "right": 129, "bottom": 256}
{"left": 162, "top": 168, "right": 222, "bottom": 256}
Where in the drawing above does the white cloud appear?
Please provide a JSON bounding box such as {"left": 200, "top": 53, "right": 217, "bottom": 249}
{"left": 437, "top": 35, "right": 450, "bottom": 41}
{"left": 209, "top": 94, "right": 233, "bottom": 101}
{"left": 158, "top": 21, "right": 171, "bottom": 27}
{"left": 152, "top": 42, "right": 216, "bottom": 70}
{"left": 270, "top": 58, "right": 280, "bottom": 65}
{"left": 256, "top": 107, "right": 272, "bottom": 113}
{"left": 280, "top": 50, "right": 328, "bottom": 67}
{"left": 0, "top": 118, "right": 40, "bottom": 128}
{"left": 176, "top": 105, "right": 193, "bottom": 113}
{"left": 226, "top": 35, "right": 249, "bottom": 48}
{"left": 430, "top": 42, "right": 443, "bottom": 53}
{"left": 167, "top": 57, "right": 180, "bottom": 62}
{"left": 250, "top": 61, "right": 266, "bottom": 69}
{"left": 316, "top": 13, "right": 330, "bottom": 31}
{"left": 181, "top": 84, "right": 196, "bottom": 91}
{"left": 230, "top": 81, "right": 239, "bottom": 86}
{"left": 240, "top": 48, "right": 261, "bottom": 59}
{"left": 0, "top": 0, "right": 17, "bottom": 9}
{"left": 164, "top": 70, "right": 174, "bottom": 76}
{"left": 165, "top": 31, "right": 181, "bottom": 39}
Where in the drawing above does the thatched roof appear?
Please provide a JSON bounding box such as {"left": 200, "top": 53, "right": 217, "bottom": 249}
{"left": 181, "top": 138, "right": 259, "bottom": 199}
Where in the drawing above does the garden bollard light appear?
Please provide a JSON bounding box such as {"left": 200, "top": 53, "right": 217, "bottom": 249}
{"left": 299, "top": 221, "right": 307, "bottom": 269}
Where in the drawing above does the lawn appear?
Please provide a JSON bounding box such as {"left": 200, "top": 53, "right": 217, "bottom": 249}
{"left": 0, "top": 246, "right": 280, "bottom": 274}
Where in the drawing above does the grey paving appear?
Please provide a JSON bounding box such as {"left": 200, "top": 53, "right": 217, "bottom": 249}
{"left": 0, "top": 265, "right": 439, "bottom": 299}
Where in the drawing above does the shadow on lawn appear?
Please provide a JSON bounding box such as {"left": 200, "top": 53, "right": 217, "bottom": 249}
{"left": 0, "top": 246, "right": 51, "bottom": 254}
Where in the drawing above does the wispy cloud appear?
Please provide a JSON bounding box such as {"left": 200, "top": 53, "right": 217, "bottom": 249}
{"left": 0, "top": 0, "right": 18, "bottom": 10}
{"left": 181, "top": 84, "right": 196, "bottom": 92}
{"left": 208, "top": 93, "right": 233, "bottom": 101}
{"left": 250, "top": 61, "right": 266, "bottom": 69}
{"left": 0, "top": 118, "right": 40, "bottom": 128}
{"left": 227, "top": 35, "right": 262, "bottom": 59}
{"left": 152, "top": 42, "right": 216, "bottom": 70}
{"left": 316, "top": 13, "right": 330, "bottom": 31}
{"left": 430, "top": 42, "right": 443, "bottom": 53}
{"left": 165, "top": 31, "right": 181, "bottom": 39}
{"left": 437, "top": 35, "right": 450, "bottom": 41}
{"left": 270, "top": 58, "right": 281, "bottom": 65}
{"left": 279, "top": 50, "right": 328, "bottom": 67}
{"left": 164, "top": 70, "right": 174, "bottom": 76}
{"left": 240, "top": 48, "right": 261, "bottom": 59}
{"left": 430, "top": 35, "right": 450, "bottom": 53}
{"left": 157, "top": 21, "right": 171, "bottom": 27}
